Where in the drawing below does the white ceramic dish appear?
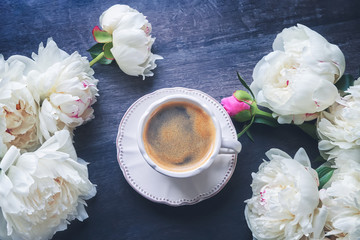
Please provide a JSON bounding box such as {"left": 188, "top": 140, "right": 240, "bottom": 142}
{"left": 116, "top": 87, "right": 239, "bottom": 206}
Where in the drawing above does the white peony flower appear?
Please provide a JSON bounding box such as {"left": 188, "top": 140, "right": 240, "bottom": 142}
{"left": 0, "top": 55, "right": 40, "bottom": 154}
{"left": 0, "top": 130, "right": 96, "bottom": 240}
{"left": 250, "top": 24, "right": 345, "bottom": 124}
{"left": 245, "top": 148, "right": 325, "bottom": 240}
{"left": 317, "top": 78, "right": 360, "bottom": 160}
{"left": 99, "top": 4, "right": 163, "bottom": 79}
{"left": 9, "top": 39, "right": 99, "bottom": 140}
{"left": 319, "top": 153, "right": 360, "bottom": 239}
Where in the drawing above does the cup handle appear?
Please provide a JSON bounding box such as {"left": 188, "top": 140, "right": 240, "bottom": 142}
{"left": 219, "top": 138, "right": 242, "bottom": 154}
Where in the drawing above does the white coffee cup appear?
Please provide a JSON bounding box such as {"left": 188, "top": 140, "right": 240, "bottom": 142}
{"left": 137, "top": 94, "right": 241, "bottom": 178}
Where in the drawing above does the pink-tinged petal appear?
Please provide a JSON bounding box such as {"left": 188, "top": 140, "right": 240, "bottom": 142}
{"left": 305, "top": 113, "right": 318, "bottom": 121}
{"left": 82, "top": 81, "right": 88, "bottom": 88}
{"left": 221, "top": 95, "right": 251, "bottom": 116}
{"left": 70, "top": 110, "right": 80, "bottom": 118}
{"left": 76, "top": 99, "right": 84, "bottom": 104}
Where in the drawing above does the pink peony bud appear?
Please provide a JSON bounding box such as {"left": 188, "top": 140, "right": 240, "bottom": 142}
{"left": 221, "top": 90, "right": 255, "bottom": 122}
{"left": 221, "top": 95, "right": 251, "bottom": 116}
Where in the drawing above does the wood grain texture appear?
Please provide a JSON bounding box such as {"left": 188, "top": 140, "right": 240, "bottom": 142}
{"left": 0, "top": 0, "right": 359, "bottom": 239}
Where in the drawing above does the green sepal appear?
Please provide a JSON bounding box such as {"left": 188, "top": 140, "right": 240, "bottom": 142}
{"left": 233, "top": 90, "right": 253, "bottom": 101}
{"left": 92, "top": 26, "right": 112, "bottom": 43}
{"left": 87, "top": 43, "right": 113, "bottom": 65}
{"left": 335, "top": 74, "right": 354, "bottom": 92}
{"left": 233, "top": 109, "right": 252, "bottom": 122}
{"left": 316, "top": 164, "right": 335, "bottom": 189}
{"left": 103, "top": 42, "right": 114, "bottom": 60}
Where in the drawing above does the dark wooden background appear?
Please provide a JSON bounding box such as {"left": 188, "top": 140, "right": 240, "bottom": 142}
{"left": 1, "top": 0, "right": 359, "bottom": 239}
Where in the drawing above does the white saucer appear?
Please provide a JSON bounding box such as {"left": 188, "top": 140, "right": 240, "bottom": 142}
{"left": 116, "top": 87, "right": 238, "bottom": 206}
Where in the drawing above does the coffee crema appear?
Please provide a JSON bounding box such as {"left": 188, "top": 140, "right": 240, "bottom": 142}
{"left": 143, "top": 101, "right": 216, "bottom": 172}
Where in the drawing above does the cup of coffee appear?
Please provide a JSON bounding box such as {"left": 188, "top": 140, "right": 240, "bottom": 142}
{"left": 137, "top": 94, "right": 242, "bottom": 178}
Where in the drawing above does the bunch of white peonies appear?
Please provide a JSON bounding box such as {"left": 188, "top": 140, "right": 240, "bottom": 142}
{"left": 316, "top": 79, "right": 360, "bottom": 239}
{"left": 245, "top": 147, "right": 360, "bottom": 240}
{"left": 243, "top": 25, "right": 360, "bottom": 240}
{"left": 97, "top": 4, "right": 163, "bottom": 79}
{"left": 0, "top": 38, "right": 98, "bottom": 240}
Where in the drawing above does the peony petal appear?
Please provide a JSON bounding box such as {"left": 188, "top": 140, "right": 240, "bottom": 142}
{"left": 111, "top": 44, "right": 149, "bottom": 76}
{"left": 7, "top": 165, "right": 34, "bottom": 195}
{"left": 0, "top": 171, "right": 13, "bottom": 199}
{"left": 293, "top": 147, "right": 311, "bottom": 167}
{"left": 7, "top": 55, "right": 37, "bottom": 75}
{"left": 310, "top": 206, "right": 328, "bottom": 239}
{"left": 115, "top": 12, "right": 148, "bottom": 31}
{"left": 15, "top": 154, "right": 38, "bottom": 175}
{"left": 265, "top": 148, "right": 292, "bottom": 160}
{"left": 0, "top": 211, "right": 11, "bottom": 240}
{"left": 75, "top": 203, "right": 89, "bottom": 222}
{"left": 0, "top": 146, "right": 20, "bottom": 172}
{"left": 99, "top": 4, "right": 138, "bottom": 34}
{"left": 39, "top": 99, "right": 60, "bottom": 138}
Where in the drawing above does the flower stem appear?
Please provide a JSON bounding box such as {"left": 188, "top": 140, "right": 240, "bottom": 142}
{"left": 89, "top": 52, "right": 105, "bottom": 67}
{"left": 254, "top": 109, "right": 273, "bottom": 119}
{"left": 237, "top": 115, "right": 255, "bottom": 138}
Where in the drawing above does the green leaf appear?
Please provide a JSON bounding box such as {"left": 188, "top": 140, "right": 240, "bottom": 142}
{"left": 335, "top": 74, "right": 354, "bottom": 91}
{"left": 254, "top": 116, "right": 279, "bottom": 127}
{"left": 319, "top": 171, "right": 334, "bottom": 189}
{"left": 316, "top": 165, "right": 335, "bottom": 189}
{"left": 246, "top": 129, "right": 254, "bottom": 142}
{"left": 92, "top": 26, "right": 112, "bottom": 43}
{"left": 87, "top": 43, "right": 113, "bottom": 65}
{"left": 297, "top": 122, "right": 318, "bottom": 140}
{"left": 237, "top": 72, "right": 255, "bottom": 99}
{"left": 103, "top": 42, "right": 114, "bottom": 60}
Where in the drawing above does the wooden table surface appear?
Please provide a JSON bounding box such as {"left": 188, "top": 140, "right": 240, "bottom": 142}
{"left": 1, "top": 0, "right": 360, "bottom": 239}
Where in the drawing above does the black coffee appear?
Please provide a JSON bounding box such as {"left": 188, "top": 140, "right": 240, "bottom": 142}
{"left": 143, "top": 101, "right": 216, "bottom": 172}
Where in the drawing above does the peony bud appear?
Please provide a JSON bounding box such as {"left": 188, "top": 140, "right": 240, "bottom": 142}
{"left": 221, "top": 90, "right": 254, "bottom": 122}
